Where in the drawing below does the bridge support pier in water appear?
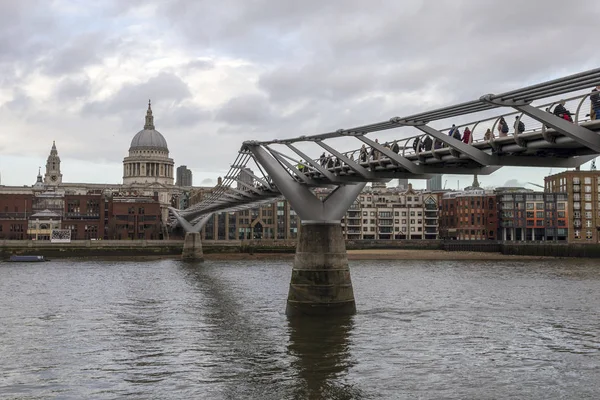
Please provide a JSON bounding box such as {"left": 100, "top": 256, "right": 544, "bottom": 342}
{"left": 247, "top": 141, "right": 368, "bottom": 316}
{"left": 182, "top": 232, "right": 204, "bottom": 261}
{"left": 287, "top": 221, "right": 355, "bottom": 316}
{"left": 169, "top": 210, "right": 212, "bottom": 262}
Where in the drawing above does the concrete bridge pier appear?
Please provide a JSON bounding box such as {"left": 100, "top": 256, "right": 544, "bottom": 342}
{"left": 181, "top": 232, "right": 204, "bottom": 261}
{"left": 169, "top": 209, "right": 212, "bottom": 262}
{"left": 286, "top": 221, "right": 355, "bottom": 316}
{"left": 246, "top": 144, "right": 367, "bottom": 316}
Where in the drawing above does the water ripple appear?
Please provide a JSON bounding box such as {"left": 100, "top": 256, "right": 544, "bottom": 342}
{"left": 0, "top": 258, "right": 599, "bottom": 399}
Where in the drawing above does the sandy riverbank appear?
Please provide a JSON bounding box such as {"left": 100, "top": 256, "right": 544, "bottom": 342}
{"left": 202, "top": 249, "right": 552, "bottom": 261}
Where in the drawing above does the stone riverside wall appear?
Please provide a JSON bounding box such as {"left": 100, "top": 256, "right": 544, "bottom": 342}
{"left": 0, "top": 240, "right": 185, "bottom": 259}
{"left": 3, "top": 239, "right": 600, "bottom": 259}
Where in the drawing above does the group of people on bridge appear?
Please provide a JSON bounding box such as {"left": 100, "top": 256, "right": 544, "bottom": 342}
{"left": 292, "top": 86, "right": 600, "bottom": 177}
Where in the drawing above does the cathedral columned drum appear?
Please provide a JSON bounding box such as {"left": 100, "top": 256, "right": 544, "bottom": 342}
{"left": 122, "top": 100, "right": 175, "bottom": 186}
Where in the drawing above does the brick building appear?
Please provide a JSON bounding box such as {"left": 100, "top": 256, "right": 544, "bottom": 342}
{"left": 0, "top": 193, "right": 33, "bottom": 240}
{"left": 107, "top": 196, "right": 163, "bottom": 240}
{"left": 439, "top": 189, "right": 497, "bottom": 240}
{"left": 545, "top": 170, "right": 599, "bottom": 242}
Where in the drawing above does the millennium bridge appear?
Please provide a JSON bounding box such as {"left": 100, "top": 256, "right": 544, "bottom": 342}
{"left": 170, "top": 67, "right": 600, "bottom": 316}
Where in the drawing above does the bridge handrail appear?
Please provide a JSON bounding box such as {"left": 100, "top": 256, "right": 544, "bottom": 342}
{"left": 312, "top": 91, "right": 595, "bottom": 163}
{"left": 255, "top": 68, "right": 600, "bottom": 146}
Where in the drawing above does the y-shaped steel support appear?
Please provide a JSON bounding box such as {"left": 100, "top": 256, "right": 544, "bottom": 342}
{"left": 246, "top": 144, "right": 366, "bottom": 316}
{"left": 170, "top": 208, "right": 213, "bottom": 261}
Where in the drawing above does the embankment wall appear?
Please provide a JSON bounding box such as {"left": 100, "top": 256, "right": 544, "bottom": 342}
{"left": 3, "top": 239, "right": 600, "bottom": 258}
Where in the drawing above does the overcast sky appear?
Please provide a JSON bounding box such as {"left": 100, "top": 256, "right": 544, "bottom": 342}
{"left": 1, "top": 0, "right": 599, "bottom": 189}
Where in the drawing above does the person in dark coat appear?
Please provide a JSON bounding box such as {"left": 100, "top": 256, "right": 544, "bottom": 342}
{"left": 448, "top": 124, "right": 456, "bottom": 136}
{"left": 452, "top": 128, "right": 461, "bottom": 141}
{"left": 423, "top": 136, "right": 433, "bottom": 151}
{"left": 391, "top": 141, "right": 400, "bottom": 153}
{"left": 412, "top": 137, "right": 420, "bottom": 152}
{"left": 553, "top": 100, "right": 573, "bottom": 122}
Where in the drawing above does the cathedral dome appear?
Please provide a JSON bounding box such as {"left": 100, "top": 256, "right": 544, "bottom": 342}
{"left": 129, "top": 129, "right": 169, "bottom": 151}
{"left": 128, "top": 100, "right": 169, "bottom": 152}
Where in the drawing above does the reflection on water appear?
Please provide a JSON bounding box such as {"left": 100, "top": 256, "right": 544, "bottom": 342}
{"left": 288, "top": 315, "right": 363, "bottom": 400}
{"left": 0, "top": 258, "right": 599, "bottom": 399}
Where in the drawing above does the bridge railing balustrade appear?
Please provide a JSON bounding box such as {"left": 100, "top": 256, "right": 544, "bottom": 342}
{"left": 310, "top": 91, "right": 597, "bottom": 175}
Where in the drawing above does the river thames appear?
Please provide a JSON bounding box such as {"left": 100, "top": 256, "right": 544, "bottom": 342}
{"left": 1, "top": 258, "right": 599, "bottom": 399}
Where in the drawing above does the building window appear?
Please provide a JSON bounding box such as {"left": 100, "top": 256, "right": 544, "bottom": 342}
{"left": 584, "top": 177, "right": 591, "bottom": 184}
{"left": 526, "top": 203, "right": 534, "bottom": 210}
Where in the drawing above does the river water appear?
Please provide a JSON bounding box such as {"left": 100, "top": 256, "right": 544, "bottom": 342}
{"left": 0, "top": 258, "right": 599, "bottom": 399}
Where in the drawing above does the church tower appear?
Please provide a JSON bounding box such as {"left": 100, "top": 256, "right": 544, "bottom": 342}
{"left": 44, "top": 141, "right": 63, "bottom": 185}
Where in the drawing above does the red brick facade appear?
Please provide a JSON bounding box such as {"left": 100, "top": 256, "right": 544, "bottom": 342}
{"left": 0, "top": 194, "right": 33, "bottom": 240}
{"left": 0, "top": 192, "right": 162, "bottom": 240}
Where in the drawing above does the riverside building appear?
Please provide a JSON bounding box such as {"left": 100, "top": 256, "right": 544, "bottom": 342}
{"left": 496, "top": 189, "right": 568, "bottom": 242}
{"left": 545, "top": 170, "right": 600, "bottom": 242}
{"left": 191, "top": 183, "right": 440, "bottom": 241}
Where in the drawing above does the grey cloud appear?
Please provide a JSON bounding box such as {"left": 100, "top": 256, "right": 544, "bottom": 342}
{"left": 55, "top": 77, "right": 92, "bottom": 101}
{"left": 216, "top": 94, "right": 275, "bottom": 126}
{"left": 3, "top": 88, "right": 33, "bottom": 113}
{"left": 201, "top": 178, "right": 214, "bottom": 185}
{"left": 83, "top": 72, "right": 192, "bottom": 116}
{"left": 184, "top": 59, "right": 215, "bottom": 72}
{"left": 0, "top": 1, "right": 58, "bottom": 64}
{"left": 159, "top": 104, "right": 212, "bottom": 128}
{"left": 42, "top": 33, "right": 108, "bottom": 76}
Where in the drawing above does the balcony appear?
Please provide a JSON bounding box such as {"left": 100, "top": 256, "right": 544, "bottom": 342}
{"left": 346, "top": 221, "right": 361, "bottom": 227}
{"left": 0, "top": 212, "right": 28, "bottom": 219}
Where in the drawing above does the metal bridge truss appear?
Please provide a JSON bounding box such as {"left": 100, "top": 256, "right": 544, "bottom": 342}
{"left": 173, "top": 67, "right": 600, "bottom": 229}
